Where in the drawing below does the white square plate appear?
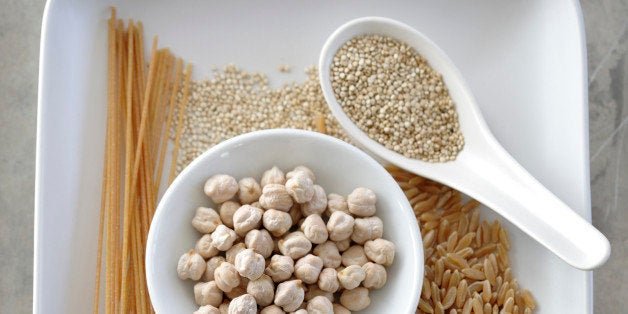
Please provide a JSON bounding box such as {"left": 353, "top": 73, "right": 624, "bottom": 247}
{"left": 36, "top": 0, "right": 592, "bottom": 313}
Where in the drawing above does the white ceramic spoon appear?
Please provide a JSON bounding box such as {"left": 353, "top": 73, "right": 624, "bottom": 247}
{"left": 319, "top": 17, "right": 610, "bottom": 270}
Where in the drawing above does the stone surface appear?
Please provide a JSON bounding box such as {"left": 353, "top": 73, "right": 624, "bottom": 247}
{"left": 0, "top": 0, "right": 625, "bottom": 312}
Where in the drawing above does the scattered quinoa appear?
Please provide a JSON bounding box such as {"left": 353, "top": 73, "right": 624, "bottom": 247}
{"left": 330, "top": 34, "right": 464, "bottom": 162}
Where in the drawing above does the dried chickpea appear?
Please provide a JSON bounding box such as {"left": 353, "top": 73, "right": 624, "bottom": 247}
{"left": 278, "top": 231, "right": 312, "bottom": 260}
{"left": 194, "top": 305, "right": 220, "bottom": 314}
{"left": 259, "top": 184, "right": 294, "bottom": 211}
{"left": 288, "top": 203, "right": 303, "bottom": 226}
{"left": 304, "top": 285, "right": 334, "bottom": 302}
{"left": 263, "top": 255, "right": 292, "bottom": 283}
{"left": 204, "top": 174, "right": 238, "bottom": 204}
{"left": 260, "top": 305, "right": 285, "bottom": 314}
{"left": 286, "top": 166, "right": 315, "bottom": 182}
{"left": 313, "top": 241, "right": 341, "bottom": 268}
{"left": 192, "top": 207, "right": 222, "bottom": 234}
{"left": 214, "top": 262, "right": 241, "bottom": 293}
{"left": 326, "top": 211, "right": 354, "bottom": 241}
{"left": 347, "top": 187, "right": 377, "bottom": 217}
{"left": 219, "top": 201, "right": 240, "bottom": 228}
{"left": 337, "top": 265, "right": 365, "bottom": 290}
{"left": 177, "top": 250, "right": 206, "bottom": 280}
{"left": 224, "top": 283, "right": 247, "bottom": 300}
{"left": 341, "top": 245, "right": 368, "bottom": 266}
{"left": 285, "top": 172, "right": 315, "bottom": 203}
{"left": 300, "top": 214, "right": 328, "bottom": 244}
{"left": 234, "top": 248, "right": 265, "bottom": 280}
{"left": 226, "top": 243, "right": 247, "bottom": 264}
{"left": 332, "top": 303, "right": 351, "bottom": 314}
{"left": 194, "top": 281, "right": 223, "bottom": 307}
{"left": 228, "top": 294, "right": 257, "bottom": 314}
{"left": 362, "top": 262, "right": 387, "bottom": 289}
{"left": 203, "top": 256, "right": 226, "bottom": 282}
{"left": 263, "top": 209, "right": 292, "bottom": 237}
{"left": 196, "top": 234, "right": 220, "bottom": 259}
{"left": 294, "top": 254, "right": 324, "bottom": 284}
{"left": 335, "top": 239, "right": 351, "bottom": 252}
{"left": 238, "top": 177, "right": 262, "bottom": 204}
{"left": 307, "top": 295, "right": 334, "bottom": 314}
{"left": 233, "top": 204, "right": 263, "bottom": 236}
{"left": 351, "top": 216, "right": 384, "bottom": 244}
{"left": 261, "top": 166, "right": 286, "bottom": 187}
{"left": 218, "top": 303, "right": 229, "bottom": 314}
{"left": 274, "top": 280, "right": 305, "bottom": 312}
{"left": 340, "top": 287, "right": 370, "bottom": 311}
{"left": 245, "top": 229, "right": 274, "bottom": 258}
{"left": 291, "top": 309, "right": 308, "bottom": 314}
{"left": 364, "top": 238, "right": 396, "bottom": 266}
{"left": 317, "top": 268, "right": 340, "bottom": 293}
{"left": 211, "top": 225, "right": 237, "bottom": 251}
{"left": 301, "top": 185, "right": 327, "bottom": 216}
{"left": 326, "top": 193, "right": 348, "bottom": 216}
{"left": 247, "top": 274, "right": 275, "bottom": 306}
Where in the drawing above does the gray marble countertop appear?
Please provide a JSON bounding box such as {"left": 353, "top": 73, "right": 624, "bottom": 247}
{"left": 1, "top": 0, "right": 625, "bottom": 312}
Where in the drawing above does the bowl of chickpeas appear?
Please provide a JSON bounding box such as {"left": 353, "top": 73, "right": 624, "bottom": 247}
{"left": 146, "top": 129, "right": 423, "bottom": 313}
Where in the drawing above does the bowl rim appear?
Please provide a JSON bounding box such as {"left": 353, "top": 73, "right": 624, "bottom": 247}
{"left": 146, "top": 128, "right": 423, "bottom": 313}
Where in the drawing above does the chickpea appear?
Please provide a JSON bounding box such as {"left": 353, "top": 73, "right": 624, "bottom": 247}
{"left": 246, "top": 274, "right": 274, "bottom": 306}
{"left": 313, "top": 241, "right": 341, "bottom": 268}
{"left": 260, "top": 305, "right": 286, "bottom": 314}
{"left": 192, "top": 207, "right": 222, "bottom": 234}
{"left": 291, "top": 310, "right": 308, "bottom": 314}
{"left": 263, "top": 209, "right": 292, "bottom": 237}
{"left": 261, "top": 166, "right": 286, "bottom": 187}
{"left": 341, "top": 245, "right": 368, "bottom": 266}
{"left": 326, "top": 193, "right": 349, "bottom": 216}
{"left": 326, "top": 211, "right": 354, "bottom": 241}
{"left": 259, "top": 184, "right": 294, "bottom": 212}
{"left": 226, "top": 243, "right": 247, "bottom": 264}
{"left": 340, "top": 287, "right": 370, "bottom": 311}
{"left": 364, "top": 238, "right": 396, "bottom": 266}
{"left": 228, "top": 294, "right": 257, "bottom": 314}
{"left": 211, "top": 225, "right": 237, "bottom": 251}
{"left": 265, "top": 254, "right": 295, "bottom": 282}
{"left": 285, "top": 172, "right": 315, "bottom": 203}
{"left": 177, "top": 250, "right": 206, "bottom": 280}
{"left": 238, "top": 177, "right": 262, "bottom": 204}
{"left": 219, "top": 303, "right": 229, "bottom": 314}
{"left": 301, "top": 185, "right": 327, "bottom": 216}
{"left": 234, "top": 248, "right": 265, "bottom": 280}
{"left": 332, "top": 304, "right": 351, "bottom": 314}
{"left": 214, "top": 262, "right": 241, "bottom": 293}
{"left": 219, "top": 201, "right": 240, "bottom": 228}
{"left": 196, "top": 234, "right": 220, "bottom": 259}
{"left": 337, "top": 265, "right": 365, "bottom": 290}
{"left": 244, "top": 229, "right": 274, "bottom": 258}
{"left": 307, "top": 295, "right": 334, "bottom": 314}
{"left": 274, "top": 280, "right": 305, "bottom": 312}
{"left": 294, "top": 254, "right": 324, "bottom": 284}
{"left": 278, "top": 231, "right": 312, "bottom": 260}
{"left": 335, "top": 239, "right": 351, "bottom": 252}
{"left": 203, "top": 256, "right": 226, "bottom": 282}
{"left": 300, "top": 214, "right": 328, "bottom": 244}
{"left": 362, "top": 262, "right": 387, "bottom": 289}
{"left": 317, "top": 268, "right": 340, "bottom": 293}
{"left": 194, "top": 305, "right": 220, "bottom": 314}
{"left": 347, "top": 187, "right": 377, "bottom": 217}
{"left": 194, "top": 281, "right": 223, "bottom": 307}
{"left": 288, "top": 203, "right": 303, "bottom": 226}
{"left": 286, "top": 166, "right": 316, "bottom": 181}
{"left": 304, "top": 285, "right": 334, "bottom": 302}
{"left": 204, "top": 174, "right": 238, "bottom": 204}
{"left": 233, "top": 205, "right": 263, "bottom": 236}
{"left": 224, "top": 283, "right": 247, "bottom": 300}
{"left": 351, "top": 216, "right": 384, "bottom": 244}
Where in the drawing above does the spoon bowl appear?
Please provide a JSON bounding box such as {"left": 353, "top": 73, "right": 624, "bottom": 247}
{"left": 319, "top": 17, "right": 610, "bottom": 270}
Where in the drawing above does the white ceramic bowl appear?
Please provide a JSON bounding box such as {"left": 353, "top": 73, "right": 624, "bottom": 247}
{"left": 146, "top": 129, "right": 423, "bottom": 313}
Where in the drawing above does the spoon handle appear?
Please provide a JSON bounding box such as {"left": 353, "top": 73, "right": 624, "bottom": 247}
{"left": 439, "top": 150, "right": 610, "bottom": 270}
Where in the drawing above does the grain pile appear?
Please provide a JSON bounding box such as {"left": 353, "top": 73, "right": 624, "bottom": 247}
{"left": 330, "top": 35, "right": 464, "bottom": 162}
{"left": 386, "top": 165, "right": 536, "bottom": 314}
{"left": 171, "top": 65, "right": 348, "bottom": 173}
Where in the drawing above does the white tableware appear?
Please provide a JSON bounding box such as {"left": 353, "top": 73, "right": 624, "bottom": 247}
{"left": 145, "top": 129, "right": 423, "bottom": 313}
{"left": 319, "top": 17, "right": 610, "bottom": 270}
